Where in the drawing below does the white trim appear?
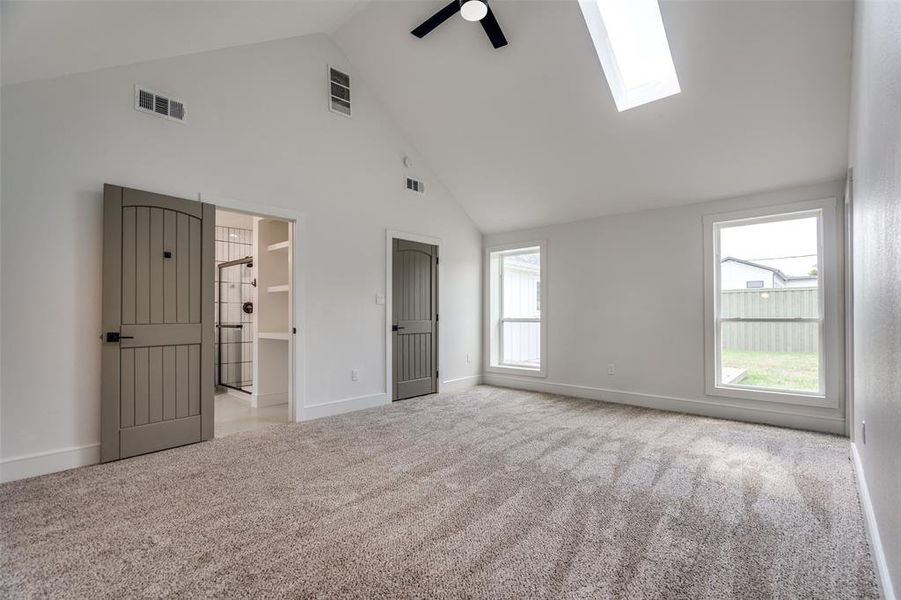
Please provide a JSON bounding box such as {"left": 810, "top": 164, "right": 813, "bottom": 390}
{"left": 487, "top": 364, "right": 546, "bottom": 378}
{"left": 385, "top": 230, "right": 443, "bottom": 402}
{"left": 1, "top": 443, "right": 101, "bottom": 483}
{"left": 484, "top": 240, "right": 547, "bottom": 378}
{"left": 441, "top": 374, "right": 483, "bottom": 392}
{"left": 252, "top": 391, "right": 289, "bottom": 408}
{"left": 851, "top": 443, "right": 897, "bottom": 600}
{"left": 199, "top": 193, "right": 304, "bottom": 424}
{"left": 703, "top": 198, "right": 842, "bottom": 409}
{"left": 303, "top": 393, "right": 386, "bottom": 420}
{"left": 844, "top": 171, "right": 855, "bottom": 437}
{"left": 483, "top": 374, "right": 846, "bottom": 434}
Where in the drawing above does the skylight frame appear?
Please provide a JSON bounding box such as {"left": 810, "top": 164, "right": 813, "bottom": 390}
{"left": 578, "top": 0, "right": 681, "bottom": 112}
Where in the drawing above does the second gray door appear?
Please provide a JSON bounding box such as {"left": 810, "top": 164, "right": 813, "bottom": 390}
{"left": 392, "top": 239, "right": 438, "bottom": 401}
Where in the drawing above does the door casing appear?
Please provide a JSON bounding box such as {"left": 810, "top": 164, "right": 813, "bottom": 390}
{"left": 201, "top": 193, "right": 301, "bottom": 422}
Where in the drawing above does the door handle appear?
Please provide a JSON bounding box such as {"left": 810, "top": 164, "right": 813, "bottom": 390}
{"left": 105, "top": 332, "right": 135, "bottom": 343}
{"left": 392, "top": 325, "right": 405, "bottom": 332}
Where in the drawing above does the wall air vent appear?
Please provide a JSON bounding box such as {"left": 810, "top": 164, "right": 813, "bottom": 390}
{"left": 328, "top": 66, "right": 351, "bottom": 117}
{"left": 134, "top": 85, "right": 187, "bottom": 123}
{"left": 406, "top": 177, "right": 425, "bottom": 194}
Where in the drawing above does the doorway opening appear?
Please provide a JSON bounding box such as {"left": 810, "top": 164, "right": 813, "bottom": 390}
{"left": 214, "top": 209, "right": 293, "bottom": 437}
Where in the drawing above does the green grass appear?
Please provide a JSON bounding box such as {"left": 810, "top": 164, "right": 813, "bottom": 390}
{"left": 721, "top": 349, "right": 820, "bottom": 392}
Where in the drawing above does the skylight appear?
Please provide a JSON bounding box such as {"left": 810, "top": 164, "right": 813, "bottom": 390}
{"left": 578, "top": 0, "right": 680, "bottom": 111}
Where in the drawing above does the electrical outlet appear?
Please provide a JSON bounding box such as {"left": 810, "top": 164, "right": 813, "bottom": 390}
{"left": 607, "top": 363, "right": 616, "bottom": 376}
{"left": 861, "top": 421, "right": 866, "bottom": 444}
{"left": 466, "top": 353, "right": 472, "bottom": 364}
{"left": 351, "top": 369, "right": 359, "bottom": 382}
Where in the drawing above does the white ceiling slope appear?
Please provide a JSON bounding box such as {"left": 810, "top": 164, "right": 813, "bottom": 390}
{"left": 1, "top": 0, "right": 369, "bottom": 86}
{"left": 335, "top": 1, "right": 854, "bottom": 232}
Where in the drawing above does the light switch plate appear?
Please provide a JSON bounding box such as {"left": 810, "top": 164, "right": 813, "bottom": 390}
{"left": 376, "top": 293, "right": 385, "bottom": 305}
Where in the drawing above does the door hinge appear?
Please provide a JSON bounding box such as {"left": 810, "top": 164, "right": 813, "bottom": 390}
{"left": 436, "top": 313, "right": 439, "bottom": 322}
{"left": 293, "top": 327, "right": 297, "bottom": 334}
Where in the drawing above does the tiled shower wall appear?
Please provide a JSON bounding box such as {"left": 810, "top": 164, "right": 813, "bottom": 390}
{"left": 215, "top": 226, "right": 255, "bottom": 392}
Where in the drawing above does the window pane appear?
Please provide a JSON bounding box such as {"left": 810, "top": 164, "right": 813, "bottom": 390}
{"left": 719, "top": 216, "right": 819, "bottom": 299}
{"left": 720, "top": 287, "right": 820, "bottom": 319}
{"left": 502, "top": 251, "right": 540, "bottom": 319}
{"left": 721, "top": 322, "right": 819, "bottom": 393}
{"left": 491, "top": 246, "right": 542, "bottom": 371}
{"left": 718, "top": 215, "right": 821, "bottom": 393}
{"left": 502, "top": 321, "right": 540, "bottom": 367}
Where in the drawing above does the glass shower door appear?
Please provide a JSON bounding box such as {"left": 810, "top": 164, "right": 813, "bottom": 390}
{"left": 217, "top": 257, "right": 254, "bottom": 392}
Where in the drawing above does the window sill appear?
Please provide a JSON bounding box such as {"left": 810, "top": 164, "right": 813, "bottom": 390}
{"left": 486, "top": 364, "right": 546, "bottom": 379}
{"left": 706, "top": 382, "right": 837, "bottom": 409}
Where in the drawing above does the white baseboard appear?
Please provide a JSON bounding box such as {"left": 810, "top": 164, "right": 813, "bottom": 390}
{"left": 851, "top": 443, "right": 897, "bottom": 600}
{"left": 1, "top": 443, "right": 100, "bottom": 483}
{"left": 301, "top": 392, "right": 387, "bottom": 421}
{"left": 253, "top": 391, "right": 288, "bottom": 408}
{"left": 441, "top": 374, "right": 483, "bottom": 392}
{"left": 483, "top": 374, "right": 845, "bottom": 434}
{"left": 1, "top": 392, "right": 385, "bottom": 482}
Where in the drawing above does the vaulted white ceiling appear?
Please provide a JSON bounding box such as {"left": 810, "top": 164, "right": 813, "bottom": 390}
{"left": 0, "top": 0, "right": 368, "bottom": 86}
{"left": 2, "top": 1, "right": 854, "bottom": 233}
{"left": 335, "top": 1, "right": 853, "bottom": 232}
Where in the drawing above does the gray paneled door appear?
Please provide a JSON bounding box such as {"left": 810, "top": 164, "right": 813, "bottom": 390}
{"left": 392, "top": 239, "right": 438, "bottom": 401}
{"left": 101, "top": 184, "right": 215, "bottom": 462}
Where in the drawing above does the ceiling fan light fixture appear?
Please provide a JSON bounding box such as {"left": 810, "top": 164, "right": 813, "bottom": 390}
{"left": 460, "top": 0, "right": 488, "bottom": 22}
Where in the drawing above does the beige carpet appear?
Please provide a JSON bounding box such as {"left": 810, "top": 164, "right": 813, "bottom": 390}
{"left": 0, "top": 386, "right": 878, "bottom": 598}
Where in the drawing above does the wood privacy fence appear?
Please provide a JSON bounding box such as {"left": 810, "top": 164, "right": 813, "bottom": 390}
{"left": 720, "top": 287, "right": 819, "bottom": 354}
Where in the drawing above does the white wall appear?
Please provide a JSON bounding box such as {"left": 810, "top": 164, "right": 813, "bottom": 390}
{"left": 483, "top": 180, "right": 846, "bottom": 434}
{"left": 847, "top": 1, "right": 901, "bottom": 596}
{"left": 0, "top": 34, "right": 482, "bottom": 481}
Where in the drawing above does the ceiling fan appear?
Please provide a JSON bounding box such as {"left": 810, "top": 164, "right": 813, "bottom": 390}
{"left": 411, "top": 0, "right": 508, "bottom": 49}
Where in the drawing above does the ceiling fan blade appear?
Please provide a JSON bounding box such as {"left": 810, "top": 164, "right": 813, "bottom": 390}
{"left": 480, "top": 6, "right": 508, "bottom": 49}
{"left": 411, "top": 0, "right": 462, "bottom": 38}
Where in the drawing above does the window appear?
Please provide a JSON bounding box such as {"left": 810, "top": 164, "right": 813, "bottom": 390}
{"left": 704, "top": 199, "right": 841, "bottom": 407}
{"left": 486, "top": 242, "right": 546, "bottom": 376}
{"left": 578, "top": 0, "right": 680, "bottom": 111}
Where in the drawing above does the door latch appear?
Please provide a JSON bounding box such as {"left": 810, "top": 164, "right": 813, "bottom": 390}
{"left": 105, "top": 331, "right": 135, "bottom": 343}
{"left": 392, "top": 324, "right": 405, "bottom": 332}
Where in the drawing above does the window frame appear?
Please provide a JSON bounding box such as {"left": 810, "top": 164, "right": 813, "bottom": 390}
{"left": 484, "top": 241, "right": 547, "bottom": 378}
{"left": 703, "top": 198, "right": 841, "bottom": 408}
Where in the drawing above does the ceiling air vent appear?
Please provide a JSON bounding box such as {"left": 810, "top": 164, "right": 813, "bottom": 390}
{"left": 328, "top": 66, "right": 351, "bottom": 117}
{"left": 134, "top": 85, "right": 187, "bottom": 123}
{"left": 406, "top": 177, "right": 425, "bottom": 194}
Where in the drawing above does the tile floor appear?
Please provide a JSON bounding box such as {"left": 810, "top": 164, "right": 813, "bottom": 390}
{"left": 214, "top": 391, "right": 289, "bottom": 437}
